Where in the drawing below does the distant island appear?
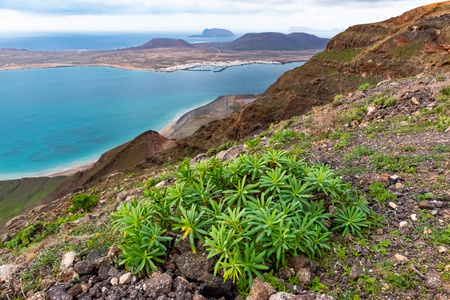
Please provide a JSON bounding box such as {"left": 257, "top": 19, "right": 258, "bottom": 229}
{"left": 189, "top": 28, "right": 235, "bottom": 38}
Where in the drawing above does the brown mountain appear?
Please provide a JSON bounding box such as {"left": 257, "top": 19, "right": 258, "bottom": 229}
{"left": 225, "top": 32, "right": 329, "bottom": 50}
{"left": 48, "top": 131, "right": 175, "bottom": 200}
{"left": 133, "top": 38, "right": 193, "bottom": 49}
{"left": 51, "top": 1, "right": 450, "bottom": 196}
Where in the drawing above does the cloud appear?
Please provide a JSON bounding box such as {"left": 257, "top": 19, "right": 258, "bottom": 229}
{"left": 0, "top": 0, "right": 440, "bottom": 33}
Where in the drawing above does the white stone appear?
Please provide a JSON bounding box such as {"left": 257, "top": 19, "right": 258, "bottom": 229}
{"left": 388, "top": 202, "right": 398, "bottom": 209}
{"left": 60, "top": 251, "right": 76, "bottom": 271}
{"left": 111, "top": 277, "right": 119, "bottom": 286}
{"left": 399, "top": 221, "right": 408, "bottom": 229}
{"left": 438, "top": 246, "right": 447, "bottom": 254}
{"left": 119, "top": 272, "right": 133, "bottom": 285}
{"left": 410, "top": 214, "right": 417, "bottom": 221}
{"left": 0, "top": 264, "right": 21, "bottom": 282}
{"left": 395, "top": 253, "right": 408, "bottom": 262}
{"left": 269, "top": 292, "right": 295, "bottom": 300}
{"left": 367, "top": 106, "right": 376, "bottom": 115}
{"left": 155, "top": 181, "right": 166, "bottom": 189}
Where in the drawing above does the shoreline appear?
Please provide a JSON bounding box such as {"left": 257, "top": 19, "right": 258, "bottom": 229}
{"left": 0, "top": 160, "right": 98, "bottom": 181}
{"left": 0, "top": 59, "right": 306, "bottom": 73}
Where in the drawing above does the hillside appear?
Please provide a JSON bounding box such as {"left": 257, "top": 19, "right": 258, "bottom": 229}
{"left": 173, "top": 1, "right": 450, "bottom": 153}
{"left": 225, "top": 32, "right": 329, "bottom": 50}
{"left": 0, "top": 177, "right": 66, "bottom": 227}
{"left": 1, "top": 2, "right": 450, "bottom": 300}
{"left": 132, "top": 38, "right": 193, "bottom": 49}
{"left": 1, "top": 73, "right": 448, "bottom": 300}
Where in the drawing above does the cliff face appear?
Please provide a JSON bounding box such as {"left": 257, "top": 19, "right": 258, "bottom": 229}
{"left": 171, "top": 1, "right": 450, "bottom": 153}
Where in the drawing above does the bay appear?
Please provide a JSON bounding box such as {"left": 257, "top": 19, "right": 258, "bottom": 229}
{"left": 0, "top": 62, "right": 304, "bottom": 179}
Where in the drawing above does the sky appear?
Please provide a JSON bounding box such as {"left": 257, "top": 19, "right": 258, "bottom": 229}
{"left": 0, "top": 0, "right": 442, "bottom": 36}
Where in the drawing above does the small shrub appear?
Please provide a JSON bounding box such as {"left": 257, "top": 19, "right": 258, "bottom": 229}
{"left": 245, "top": 137, "right": 261, "bottom": 150}
{"left": 436, "top": 76, "right": 446, "bottom": 82}
{"left": 436, "top": 116, "right": 450, "bottom": 132}
{"left": 358, "top": 83, "right": 375, "bottom": 91}
{"left": 372, "top": 96, "right": 397, "bottom": 108}
{"left": 431, "top": 145, "right": 450, "bottom": 152}
{"left": 333, "top": 132, "right": 352, "bottom": 150}
{"left": 333, "top": 94, "right": 345, "bottom": 106}
{"left": 70, "top": 194, "right": 98, "bottom": 213}
{"left": 368, "top": 182, "right": 396, "bottom": 204}
{"left": 345, "top": 146, "right": 375, "bottom": 160}
{"left": 20, "top": 246, "right": 61, "bottom": 291}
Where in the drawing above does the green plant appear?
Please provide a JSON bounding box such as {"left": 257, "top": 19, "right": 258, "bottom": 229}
{"left": 20, "top": 246, "right": 62, "bottom": 291}
{"left": 224, "top": 175, "right": 260, "bottom": 207}
{"left": 358, "top": 83, "right": 375, "bottom": 91}
{"left": 437, "top": 116, "right": 450, "bottom": 132}
{"left": 333, "top": 132, "right": 352, "bottom": 150}
{"left": 333, "top": 206, "right": 370, "bottom": 237}
{"left": 69, "top": 194, "right": 98, "bottom": 213}
{"left": 345, "top": 146, "right": 375, "bottom": 160}
{"left": 368, "top": 182, "right": 396, "bottom": 204}
{"left": 311, "top": 276, "right": 328, "bottom": 292}
{"left": 333, "top": 94, "right": 344, "bottom": 106}
{"left": 336, "top": 244, "right": 346, "bottom": 260}
{"left": 372, "top": 95, "right": 396, "bottom": 108}
{"left": 431, "top": 144, "right": 450, "bottom": 152}
{"left": 172, "top": 205, "right": 211, "bottom": 253}
{"left": 111, "top": 149, "right": 362, "bottom": 291}
{"left": 245, "top": 137, "right": 261, "bottom": 150}
{"left": 119, "top": 223, "right": 172, "bottom": 274}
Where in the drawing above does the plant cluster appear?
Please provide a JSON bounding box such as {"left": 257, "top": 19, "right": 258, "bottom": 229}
{"left": 368, "top": 182, "right": 396, "bottom": 204}
{"left": 358, "top": 83, "right": 375, "bottom": 91}
{"left": 6, "top": 214, "right": 83, "bottom": 250}
{"left": 371, "top": 95, "right": 397, "bottom": 108}
{"left": 70, "top": 194, "right": 98, "bottom": 213}
{"left": 112, "top": 150, "right": 371, "bottom": 289}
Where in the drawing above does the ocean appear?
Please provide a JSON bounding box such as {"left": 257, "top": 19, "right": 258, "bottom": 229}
{"left": 0, "top": 32, "right": 239, "bottom": 51}
{"left": 0, "top": 62, "right": 305, "bottom": 180}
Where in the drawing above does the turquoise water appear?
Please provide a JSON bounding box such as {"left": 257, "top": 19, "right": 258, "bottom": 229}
{"left": 0, "top": 62, "right": 304, "bottom": 179}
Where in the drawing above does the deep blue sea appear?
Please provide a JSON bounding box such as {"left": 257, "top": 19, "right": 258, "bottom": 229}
{"left": 0, "top": 62, "right": 304, "bottom": 179}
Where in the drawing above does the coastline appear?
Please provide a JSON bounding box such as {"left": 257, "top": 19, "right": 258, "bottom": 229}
{"left": 0, "top": 59, "right": 306, "bottom": 73}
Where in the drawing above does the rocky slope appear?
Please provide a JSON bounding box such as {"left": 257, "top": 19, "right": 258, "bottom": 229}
{"left": 1, "top": 73, "right": 449, "bottom": 300}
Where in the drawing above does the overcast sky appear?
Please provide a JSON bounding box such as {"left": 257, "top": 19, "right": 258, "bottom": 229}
{"left": 0, "top": 0, "right": 441, "bottom": 35}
